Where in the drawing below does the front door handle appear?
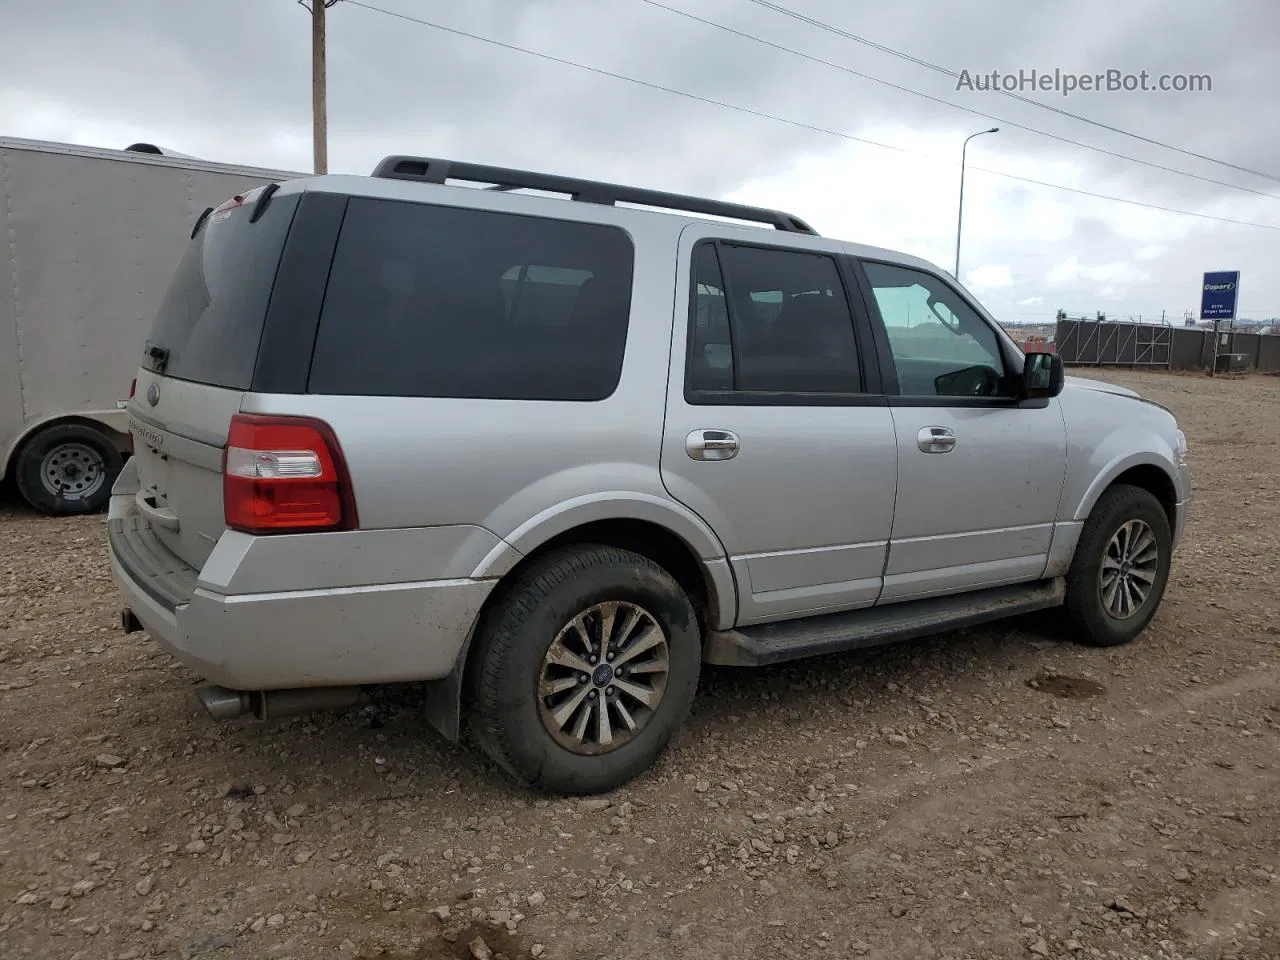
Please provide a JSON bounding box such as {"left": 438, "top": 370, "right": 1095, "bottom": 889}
{"left": 686, "top": 429, "right": 740, "bottom": 461}
{"left": 917, "top": 426, "right": 956, "bottom": 454}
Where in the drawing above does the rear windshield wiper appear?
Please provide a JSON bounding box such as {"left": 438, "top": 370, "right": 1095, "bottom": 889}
{"left": 144, "top": 341, "right": 170, "bottom": 373}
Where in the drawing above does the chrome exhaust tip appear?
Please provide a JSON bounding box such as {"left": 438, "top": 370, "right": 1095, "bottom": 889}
{"left": 196, "top": 685, "right": 251, "bottom": 720}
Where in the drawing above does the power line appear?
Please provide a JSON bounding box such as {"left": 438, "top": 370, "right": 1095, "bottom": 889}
{"left": 342, "top": 1, "right": 1280, "bottom": 232}
{"left": 637, "top": 0, "right": 1280, "bottom": 203}
{"left": 742, "top": 0, "right": 1280, "bottom": 184}
{"left": 342, "top": 1, "right": 908, "bottom": 154}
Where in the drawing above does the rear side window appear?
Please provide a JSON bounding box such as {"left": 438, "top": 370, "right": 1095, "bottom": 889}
{"left": 686, "top": 241, "right": 863, "bottom": 397}
{"left": 307, "top": 199, "right": 635, "bottom": 401}
{"left": 145, "top": 192, "right": 300, "bottom": 389}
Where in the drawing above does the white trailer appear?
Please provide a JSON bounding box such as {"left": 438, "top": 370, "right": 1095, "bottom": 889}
{"left": 0, "top": 137, "right": 300, "bottom": 513}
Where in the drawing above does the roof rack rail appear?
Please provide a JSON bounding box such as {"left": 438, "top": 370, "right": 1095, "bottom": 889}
{"left": 370, "top": 156, "right": 818, "bottom": 235}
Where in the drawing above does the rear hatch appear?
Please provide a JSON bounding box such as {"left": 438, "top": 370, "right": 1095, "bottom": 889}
{"left": 126, "top": 186, "right": 301, "bottom": 571}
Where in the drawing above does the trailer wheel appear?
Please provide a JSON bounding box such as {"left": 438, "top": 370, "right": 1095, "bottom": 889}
{"left": 14, "top": 424, "right": 123, "bottom": 515}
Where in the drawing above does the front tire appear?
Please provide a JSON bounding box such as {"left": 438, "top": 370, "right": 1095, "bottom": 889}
{"left": 1064, "top": 484, "right": 1172, "bottom": 647}
{"left": 467, "top": 545, "right": 701, "bottom": 794}
{"left": 14, "top": 424, "right": 123, "bottom": 515}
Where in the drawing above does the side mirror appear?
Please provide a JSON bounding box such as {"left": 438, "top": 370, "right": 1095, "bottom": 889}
{"left": 1020, "top": 351, "right": 1064, "bottom": 400}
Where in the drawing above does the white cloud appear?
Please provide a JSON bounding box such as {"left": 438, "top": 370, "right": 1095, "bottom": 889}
{"left": 1017, "top": 296, "right": 1044, "bottom": 306}
{"left": 1046, "top": 256, "right": 1082, "bottom": 286}
{"left": 964, "top": 264, "right": 1014, "bottom": 292}
{"left": 1046, "top": 256, "right": 1149, "bottom": 287}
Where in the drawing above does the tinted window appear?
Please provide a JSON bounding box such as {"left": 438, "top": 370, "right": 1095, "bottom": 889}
{"left": 145, "top": 192, "right": 300, "bottom": 388}
{"left": 862, "top": 261, "right": 1006, "bottom": 398}
{"left": 687, "top": 242, "right": 861, "bottom": 396}
{"left": 687, "top": 245, "right": 733, "bottom": 391}
{"left": 308, "top": 199, "right": 634, "bottom": 400}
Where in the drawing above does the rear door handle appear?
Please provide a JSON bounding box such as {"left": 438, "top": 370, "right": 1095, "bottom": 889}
{"left": 686, "top": 429, "right": 740, "bottom": 461}
{"left": 917, "top": 426, "right": 956, "bottom": 454}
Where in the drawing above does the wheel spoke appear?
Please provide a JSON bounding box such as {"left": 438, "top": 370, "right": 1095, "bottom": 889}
{"left": 545, "top": 643, "right": 593, "bottom": 675}
{"left": 613, "top": 678, "right": 658, "bottom": 708}
{"left": 597, "top": 602, "right": 617, "bottom": 651}
{"left": 1102, "top": 576, "right": 1122, "bottom": 616}
{"left": 596, "top": 699, "right": 614, "bottom": 746}
{"left": 1128, "top": 528, "right": 1154, "bottom": 563}
{"left": 614, "top": 606, "right": 642, "bottom": 647}
{"left": 1128, "top": 565, "right": 1156, "bottom": 584}
{"left": 551, "top": 684, "right": 592, "bottom": 729}
{"left": 614, "top": 698, "right": 638, "bottom": 732}
{"left": 613, "top": 625, "right": 664, "bottom": 667}
{"left": 566, "top": 615, "right": 594, "bottom": 656}
{"left": 570, "top": 699, "right": 592, "bottom": 742}
{"left": 623, "top": 659, "right": 668, "bottom": 676}
{"left": 540, "top": 675, "right": 581, "bottom": 697}
{"left": 1124, "top": 578, "right": 1142, "bottom": 614}
{"left": 1132, "top": 544, "right": 1159, "bottom": 566}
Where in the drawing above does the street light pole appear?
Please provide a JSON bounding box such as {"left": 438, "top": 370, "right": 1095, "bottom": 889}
{"left": 954, "top": 127, "right": 999, "bottom": 280}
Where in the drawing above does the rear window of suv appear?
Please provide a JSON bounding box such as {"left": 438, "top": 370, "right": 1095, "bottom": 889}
{"left": 306, "top": 198, "right": 635, "bottom": 401}
{"left": 145, "top": 191, "right": 300, "bottom": 389}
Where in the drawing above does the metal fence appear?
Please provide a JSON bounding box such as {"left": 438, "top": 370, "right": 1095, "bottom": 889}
{"left": 1053, "top": 319, "right": 1280, "bottom": 373}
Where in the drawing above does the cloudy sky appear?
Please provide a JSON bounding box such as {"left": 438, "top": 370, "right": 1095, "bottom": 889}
{"left": 4, "top": 0, "right": 1279, "bottom": 324}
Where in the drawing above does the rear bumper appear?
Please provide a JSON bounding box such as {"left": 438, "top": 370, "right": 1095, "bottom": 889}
{"left": 107, "top": 486, "right": 494, "bottom": 692}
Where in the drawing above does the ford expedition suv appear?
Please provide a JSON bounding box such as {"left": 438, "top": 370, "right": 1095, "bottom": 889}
{"left": 108, "top": 156, "right": 1190, "bottom": 794}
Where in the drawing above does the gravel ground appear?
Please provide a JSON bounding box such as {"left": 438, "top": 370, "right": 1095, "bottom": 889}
{"left": 2, "top": 368, "right": 1279, "bottom": 960}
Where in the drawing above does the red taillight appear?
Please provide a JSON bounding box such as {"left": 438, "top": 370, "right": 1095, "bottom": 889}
{"left": 222, "top": 414, "right": 357, "bottom": 534}
{"left": 129, "top": 378, "right": 137, "bottom": 399}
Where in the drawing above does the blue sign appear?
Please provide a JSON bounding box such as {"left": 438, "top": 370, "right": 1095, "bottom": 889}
{"left": 1200, "top": 271, "right": 1240, "bottom": 321}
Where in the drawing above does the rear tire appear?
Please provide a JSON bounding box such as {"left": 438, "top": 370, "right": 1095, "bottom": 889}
{"left": 1064, "top": 484, "right": 1171, "bottom": 647}
{"left": 467, "top": 545, "right": 701, "bottom": 794}
{"left": 13, "top": 424, "right": 123, "bottom": 515}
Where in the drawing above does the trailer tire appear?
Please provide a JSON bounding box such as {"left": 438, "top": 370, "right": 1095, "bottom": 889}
{"left": 14, "top": 424, "right": 123, "bottom": 515}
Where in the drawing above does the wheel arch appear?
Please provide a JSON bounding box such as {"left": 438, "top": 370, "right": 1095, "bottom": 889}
{"left": 3, "top": 413, "right": 131, "bottom": 484}
{"left": 423, "top": 508, "right": 738, "bottom": 745}
{"left": 1074, "top": 455, "right": 1178, "bottom": 533}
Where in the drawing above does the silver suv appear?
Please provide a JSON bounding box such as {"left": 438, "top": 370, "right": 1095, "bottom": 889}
{"left": 109, "top": 156, "right": 1190, "bottom": 794}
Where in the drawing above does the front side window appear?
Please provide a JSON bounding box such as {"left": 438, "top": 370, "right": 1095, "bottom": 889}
{"left": 861, "top": 261, "right": 1007, "bottom": 398}
{"left": 687, "top": 242, "right": 862, "bottom": 397}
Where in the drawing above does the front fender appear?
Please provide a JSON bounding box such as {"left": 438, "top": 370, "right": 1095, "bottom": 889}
{"left": 1068, "top": 442, "right": 1180, "bottom": 523}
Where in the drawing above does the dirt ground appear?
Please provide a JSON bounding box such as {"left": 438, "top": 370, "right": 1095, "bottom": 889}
{"left": 2, "top": 368, "right": 1279, "bottom": 960}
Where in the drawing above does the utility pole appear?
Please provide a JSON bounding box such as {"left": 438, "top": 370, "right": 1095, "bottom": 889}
{"left": 300, "top": 0, "right": 340, "bottom": 175}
